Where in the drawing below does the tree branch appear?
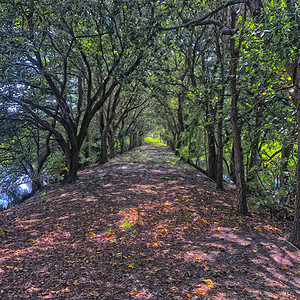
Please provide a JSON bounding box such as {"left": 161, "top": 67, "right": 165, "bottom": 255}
{"left": 159, "top": 0, "right": 247, "bottom": 32}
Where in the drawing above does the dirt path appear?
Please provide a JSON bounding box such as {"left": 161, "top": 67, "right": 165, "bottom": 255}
{"left": 0, "top": 145, "right": 299, "bottom": 299}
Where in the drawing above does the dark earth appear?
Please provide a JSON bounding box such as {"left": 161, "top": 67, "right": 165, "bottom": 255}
{"left": 0, "top": 145, "right": 299, "bottom": 299}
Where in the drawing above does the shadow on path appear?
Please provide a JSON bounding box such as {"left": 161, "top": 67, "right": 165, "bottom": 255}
{"left": 0, "top": 145, "right": 299, "bottom": 299}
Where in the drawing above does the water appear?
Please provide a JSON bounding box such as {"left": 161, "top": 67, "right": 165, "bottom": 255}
{"left": 0, "top": 195, "right": 9, "bottom": 209}
{"left": 0, "top": 181, "right": 32, "bottom": 210}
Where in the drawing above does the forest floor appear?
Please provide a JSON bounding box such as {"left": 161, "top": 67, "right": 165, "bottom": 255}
{"left": 0, "top": 145, "right": 299, "bottom": 300}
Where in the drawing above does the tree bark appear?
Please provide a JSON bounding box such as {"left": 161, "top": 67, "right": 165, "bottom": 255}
{"left": 108, "top": 129, "right": 116, "bottom": 158}
{"left": 216, "top": 97, "right": 224, "bottom": 190}
{"left": 63, "top": 148, "right": 80, "bottom": 184}
{"left": 99, "top": 130, "right": 109, "bottom": 164}
{"left": 280, "top": 140, "right": 292, "bottom": 188}
{"left": 289, "top": 57, "right": 300, "bottom": 248}
{"left": 215, "top": 36, "right": 225, "bottom": 189}
{"left": 206, "top": 126, "right": 217, "bottom": 181}
{"left": 229, "top": 9, "right": 248, "bottom": 215}
{"left": 129, "top": 131, "right": 138, "bottom": 150}
{"left": 84, "top": 130, "right": 92, "bottom": 161}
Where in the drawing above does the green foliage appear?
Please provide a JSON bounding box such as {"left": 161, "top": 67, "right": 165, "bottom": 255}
{"left": 263, "top": 0, "right": 300, "bottom": 63}
{"left": 0, "top": 0, "right": 299, "bottom": 224}
{"left": 43, "top": 152, "right": 66, "bottom": 183}
{"left": 144, "top": 136, "right": 166, "bottom": 146}
{"left": 40, "top": 191, "right": 48, "bottom": 203}
{"left": 247, "top": 146, "right": 296, "bottom": 210}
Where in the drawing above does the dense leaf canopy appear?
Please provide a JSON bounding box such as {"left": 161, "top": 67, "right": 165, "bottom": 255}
{"left": 0, "top": 0, "right": 299, "bottom": 246}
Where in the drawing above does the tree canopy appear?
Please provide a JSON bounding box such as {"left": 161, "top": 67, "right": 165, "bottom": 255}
{"left": 0, "top": 0, "right": 300, "bottom": 247}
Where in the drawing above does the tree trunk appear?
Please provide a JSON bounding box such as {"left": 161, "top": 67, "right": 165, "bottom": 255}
{"left": 175, "top": 92, "right": 185, "bottom": 154}
{"left": 63, "top": 148, "right": 80, "bottom": 184}
{"left": 247, "top": 108, "right": 263, "bottom": 182}
{"left": 84, "top": 130, "right": 92, "bottom": 161}
{"left": 108, "top": 129, "right": 116, "bottom": 158}
{"left": 229, "top": 9, "right": 248, "bottom": 215}
{"left": 120, "top": 135, "right": 125, "bottom": 154}
{"left": 247, "top": 137, "right": 259, "bottom": 182}
{"left": 289, "top": 119, "right": 300, "bottom": 248}
{"left": 215, "top": 33, "right": 225, "bottom": 190}
{"left": 231, "top": 95, "right": 248, "bottom": 214}
{"left": 230, "top": 146, "right": 236, "bottom": 183}
{"left": 216, "top": 88, "right": 225, "bottom": 190}
{"left": 280, "top": 140, "right": 292, "bottom": 188}
{"left": 98, "top": 110, "right": 109, "bottom": 164}
{"left": 129, "top": 132, "right": 137, "bottom": 150}
{"left": 289, "top": 57, "right": 300, "bottom": 248}
{"left": 207, "top": 127, "right": 217, "bottom": 181}
{"left": 99, "top": 130, "right": 109, "bottom": 164}
{"left": 175, "top": 134, "right": 182, "bottom": 156}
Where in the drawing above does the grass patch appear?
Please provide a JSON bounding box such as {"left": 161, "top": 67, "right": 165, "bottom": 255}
{"left": 144, "top": 136, "right": 166, "bottom": 146}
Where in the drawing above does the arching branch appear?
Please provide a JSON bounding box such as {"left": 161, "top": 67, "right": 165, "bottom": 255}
{"left": 159, "top": 0, "right": 262, "bottom": 34}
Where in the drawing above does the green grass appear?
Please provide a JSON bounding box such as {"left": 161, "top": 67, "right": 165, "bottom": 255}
{"left": 144, "top": 136, "right": 166, "bottom": 146}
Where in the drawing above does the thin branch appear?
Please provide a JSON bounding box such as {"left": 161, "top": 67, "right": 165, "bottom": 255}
{"left": 159, "top": 0, "right": 247, "bottom": 32}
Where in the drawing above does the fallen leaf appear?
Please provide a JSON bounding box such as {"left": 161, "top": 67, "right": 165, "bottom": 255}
{"left": 73, "top": 280, "right": 79, "bottom": 285}
{"left": 197, "top": 289, "right": 205, "bottom": 295}
{"left": 128, "top": 263, "right": 134, "bottom": 268}
{"left": 281, "top": 265, "right": 288, "bottom": 270}
{"left": 90, "top": 291, "right": 100, "bottom": 296}
{"left": 62, "top": 287, "right": 70, "bottom": 293}
{"left": 185, "top": 293, "right": 192, "bottom": 298}
{"left": 147, "top": 257, "right": 154, "bottom": 261}
{"left": 169, "top": 287, "right": 176, "bottom": 293}
{"left": 5, "top": 266, "right": 13, "bottom": 269}
{"left": 203, "top": 279, "right": 213, "bottom": 285}
{"left": 129, "top": 290, "right": 138, "bottom": 296}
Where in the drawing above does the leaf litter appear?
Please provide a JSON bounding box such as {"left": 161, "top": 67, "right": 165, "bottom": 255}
{"left": 0, "top": 145, "right": 299, "bottom": 299}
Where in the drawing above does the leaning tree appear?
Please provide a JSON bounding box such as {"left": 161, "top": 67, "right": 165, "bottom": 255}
{"left": 0, "top": 0, "right": 162, "bottom": 183}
